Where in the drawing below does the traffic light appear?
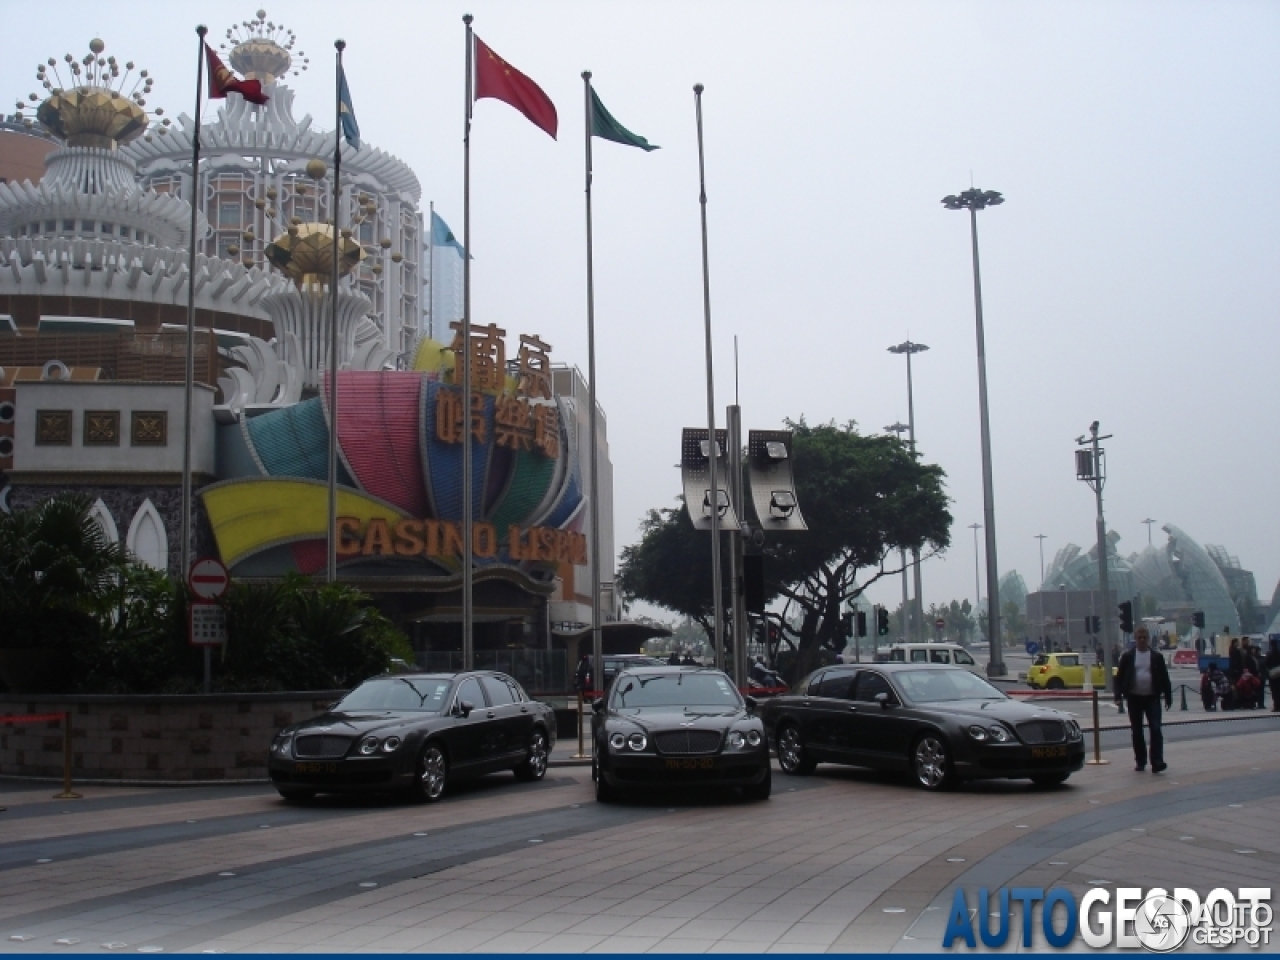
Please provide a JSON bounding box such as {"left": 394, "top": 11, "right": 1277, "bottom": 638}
{"left": 1192, "top": 610, "right": 1205, "bottom": 629}
{"left": 1118, "top": 601, "right": 1134, "bottom": 634}
{"left": 856, "top": 610, "right": 868, "bottom": 638}
{"left": 876, "top": 606, "right": 890, "bottom": 636}
{"left": 841, "top": 612, "right": 853, "bottom": 639}
{"left": 1092, "top": 615, "right": 1101, "bottom": 635}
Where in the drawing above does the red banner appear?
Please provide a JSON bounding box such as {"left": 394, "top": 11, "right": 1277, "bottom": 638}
{"left": 0, "top": 712, "right": 67, "bottom": 725}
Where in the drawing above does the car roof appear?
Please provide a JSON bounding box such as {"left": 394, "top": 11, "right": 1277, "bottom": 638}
{"left": 615, "top": 665, "right": 726, "bottom": 676}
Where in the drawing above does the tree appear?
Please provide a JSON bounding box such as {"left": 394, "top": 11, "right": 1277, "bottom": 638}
{"left": 619, "top": 419, "right": 951, "bottom": 684}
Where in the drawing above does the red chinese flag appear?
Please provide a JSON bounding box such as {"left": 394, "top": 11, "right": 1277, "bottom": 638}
{"left": 473, "top": 35, "right": 557, "bottom": 139}
{"left": 204, "top": 44, "right": 268, "bottom": 106}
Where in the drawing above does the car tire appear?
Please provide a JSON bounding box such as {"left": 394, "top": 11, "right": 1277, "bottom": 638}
{"left": 513, "top": 728, "right": 549, "bottom": 782}
{"left": 1030, "top": 771, "right": 1070, "bottom": 788}
{"left": 776, "top": 723, "right": 816, "bottom": 776}
{"left": 911, "top": 733, "right": 955, "bottom": 791}
{"left": 741, "top": 766, "right": 772, "bottom": 801}
{"left": 408, "top": 742, "right": 448, "bottom": 803}
{"left": 276, "top": 788, "right": 315, "bottom": 804}
{"left": 593, "top": 759, "right": 616, "bottom": 803}
{"left": 1046, "top": 678, "right": 1065, "bottom": 690}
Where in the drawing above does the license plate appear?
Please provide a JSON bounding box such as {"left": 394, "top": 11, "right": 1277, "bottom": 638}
{"left": 295, "top": 761, "right": 338, "bottom": 773}
{"left": 1030, "top": 746, "right": 1067, "bottom": 759}
{"left": 665, "top": 758, "right": 715, "bottom": 770}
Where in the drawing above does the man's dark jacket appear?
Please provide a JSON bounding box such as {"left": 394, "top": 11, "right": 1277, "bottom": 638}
{"left": 1115, "top": 647, "right": 1172, "bottom": 703}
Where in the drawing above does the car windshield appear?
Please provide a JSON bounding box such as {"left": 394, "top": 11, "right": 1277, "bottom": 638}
{"left": 894, "top": 669, "right": 1007, "bottom": 703}
{"left": 335, "top": 677, "right": 452, "bottom": 712}
{"left": 611, "top": 672, "right": 742, "bottom": 710}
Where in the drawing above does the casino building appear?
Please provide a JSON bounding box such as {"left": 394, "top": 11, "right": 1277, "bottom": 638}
{"left": 0, "top": 17, "right": 641, "bottom": 687}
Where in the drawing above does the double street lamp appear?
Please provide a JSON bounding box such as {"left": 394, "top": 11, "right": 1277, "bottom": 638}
{"left": 887, "top": 340, "right": 928, "bottom": 641}
{"left": 942, "top": 187, "right": 1005, "bottom": 677}
{"left": 884, "top": 421, "right": 912, "bottom": 640}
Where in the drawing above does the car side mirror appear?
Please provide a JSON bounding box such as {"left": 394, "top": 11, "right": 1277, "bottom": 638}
{"left": 743, "top": 695, "right": 758, "bottom": 712}
{"left": 875, "top": 692, "right": 895, "bottom": 709}
{"left": 457, "top": 700, "right": 475, "bottom": 718}
{"left": 591, "top": 697, "right": 606, "bottom": 714}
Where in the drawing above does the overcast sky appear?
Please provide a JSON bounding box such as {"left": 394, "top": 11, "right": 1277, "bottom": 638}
{"left": 6, "top": 1, "right": 1278, "bottom": 620}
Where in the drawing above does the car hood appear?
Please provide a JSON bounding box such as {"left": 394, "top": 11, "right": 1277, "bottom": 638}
{"left": 290, "top": 711, "right": 433, "bottom": 737}
{"left": 608, "top": 706, "right": 751, "bottom": 733}
{"left": 913, "top": 698, "right": 1072, "bottom": 723}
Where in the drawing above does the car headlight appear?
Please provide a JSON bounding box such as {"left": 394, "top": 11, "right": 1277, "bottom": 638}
{"left": 746, "top": 730, "right": 762, "bottom": 747}
{"left": 988, "top": 724, "right": 1011, "bottom": 743}
{"left": 273, "top": 734, "right": 293, "bottom": 756}
{"left": 359, "top": 736, "right": 380, "bottom": 755}
{"left": 726, "top": 731, "right": 745, "bottom": 749}
{"left": 381, "top": 736, "right": 402, "bottom": 753}
{"left": 627, "top": 733, "right": 647, "bottom": 751}
{"left": 609, "top": 732, "right": 627, "bottom": 750}
{"left": 967, "top": 725, "right": 988, "bottom": 741}
{"left": 1066, "top": 720, "right": 1082, "bottom": 741}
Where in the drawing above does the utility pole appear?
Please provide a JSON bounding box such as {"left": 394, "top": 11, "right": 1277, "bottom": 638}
{"left": 1077, "top": 422, "right": 1115, "bottom": 693}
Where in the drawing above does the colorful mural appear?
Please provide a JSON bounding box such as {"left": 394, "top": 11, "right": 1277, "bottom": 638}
{"left": 200, "top": 328, "right": 585, "bottom": 583}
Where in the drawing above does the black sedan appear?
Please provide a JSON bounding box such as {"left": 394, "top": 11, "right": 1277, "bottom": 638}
{"left": 759, "top": 663, "right": 1084, "bottom": 790}
{"left": 268, "top": 671, "right": 556, "bottom": 803}
{"left": 591, "top": 666, "right": 771, "bottom": 802}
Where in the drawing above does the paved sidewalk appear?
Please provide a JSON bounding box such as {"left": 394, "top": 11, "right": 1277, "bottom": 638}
{"left": 0, "top": 716, "right": 1275, "bottom": 953}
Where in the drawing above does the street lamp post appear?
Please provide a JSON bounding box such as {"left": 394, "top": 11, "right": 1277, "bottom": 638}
{"left": 1141, "top": 517, "right": 1155, "bottom": 547}
{"left": 888, "top": 341, "right": 928, "bottom": 641}
{"left": 1035, "top": 533, "right": 1047, "bottom": 589}
{"left": 969, "top": 523, "right": 982, "bottom": 617}
{"left": 943, "top": 187, "right": 1005, "bottom": 677}
{"left": 884, "top": 421, "right": 911, "bottom": 640}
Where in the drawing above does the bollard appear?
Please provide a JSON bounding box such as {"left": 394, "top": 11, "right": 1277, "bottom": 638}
{"left": 1180, "top": 684, "right": 1188, "bottom": 712}
{"left": 1086, "top": 689, "right": 1109, "bottom": 766}
{"left": 52, "top": 712, "right": 82, "bottom": 800}
{"left": 572, "top": 691, "right": 588, "bottom": 760}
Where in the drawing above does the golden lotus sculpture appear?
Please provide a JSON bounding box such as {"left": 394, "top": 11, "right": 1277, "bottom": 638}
{"left": 264, "top": 223, "right": 365, "bottom": 286}
{"left": 37, "top": 88, "right": 148, "bottom": 148}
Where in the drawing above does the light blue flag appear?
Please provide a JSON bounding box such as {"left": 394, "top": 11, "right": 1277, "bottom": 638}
{"left": 431, "top": 211, "right": 467, "bottom": 259}
{"left": 338, "top": 66, "right": 360, "bottom": 150}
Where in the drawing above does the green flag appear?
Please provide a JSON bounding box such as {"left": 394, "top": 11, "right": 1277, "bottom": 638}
{"left": 590, "top": 88, "right": 659, "bottom": 152}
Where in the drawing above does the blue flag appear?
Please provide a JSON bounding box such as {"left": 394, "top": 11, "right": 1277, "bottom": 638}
{"left": 431, "top": 211, "right": 466, "bottom": 259}
{"left": 338, "top": 66, "right": 360, "bottom": 150}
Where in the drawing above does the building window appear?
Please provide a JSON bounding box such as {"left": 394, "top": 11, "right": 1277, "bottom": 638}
{"left": 35, "top": 410, "right": 73, "bottom": 445}
{"left": 62, "top": 220, "right": 75, "bottom": 231}
{"left": 131, "top": 411, "right": 167, "bottom": 446}
{"left": 119, "top": 224, "right": 130, "bottom": 237}
{"left": 101, "top": 222, "right": 114, "bottom": 234}
{"left": 218, "top": 202, "right": 241, "bottom": 228}
{"left": 84, "top": 410, "right": 121, "bottom": 446}
{"left": 44, "top": 221, "right": 55, "bottom": 232}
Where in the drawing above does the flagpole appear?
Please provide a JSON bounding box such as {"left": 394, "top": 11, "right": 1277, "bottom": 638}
{"left": 461, "top": 14, "right": 475, "bottom": 671}
{"left": 581, "top": 71, "right": 603, "bottom": 707}
{"left": 184, "top": 25, "right": 207, "bottom": 690}
{"left": 327, "top": 39, "right": 345, "bottom": 584}
{"left": 427, "top": 201, "right": 434, "bottom": 343}
{"left": 693, "top": 84, "right": 724, "bottom": 672}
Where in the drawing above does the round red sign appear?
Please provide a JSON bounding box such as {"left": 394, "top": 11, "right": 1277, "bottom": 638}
{"left": 188, "top": 557, "right": 229, "bottom": 600}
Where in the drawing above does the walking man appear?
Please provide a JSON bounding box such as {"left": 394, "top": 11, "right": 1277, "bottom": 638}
{"left": 1115, "top": 626, "right": 1172, "bottom": 773}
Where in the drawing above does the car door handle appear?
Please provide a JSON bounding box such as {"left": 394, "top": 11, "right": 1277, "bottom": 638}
{"left": 847, "top": 704, "right": 858, "bottom": 712}
{"left": 486, "top": 712, "right": 495, "bottom": 719}
{"left": 520, "top": 707, "right": 528, "bottom": 713}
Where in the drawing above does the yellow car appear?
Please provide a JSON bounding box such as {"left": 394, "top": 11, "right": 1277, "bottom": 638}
{"left": 1027, "top": 653, "right": 1107, "bottom": 690}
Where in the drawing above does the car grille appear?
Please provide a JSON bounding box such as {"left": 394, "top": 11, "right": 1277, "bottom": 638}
{"left": 294, "top": 735, "right": 352, "bottom": 759}
{"left": 1016, "top": 720, "right": 1066, "bottom": 744}
{"left": 654, "top": 730, "right": 721, "bottom": 755}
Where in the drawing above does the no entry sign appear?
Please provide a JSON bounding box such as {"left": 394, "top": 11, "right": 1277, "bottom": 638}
{"left": 188, "top": 557, "right": 229, "bottom": 600}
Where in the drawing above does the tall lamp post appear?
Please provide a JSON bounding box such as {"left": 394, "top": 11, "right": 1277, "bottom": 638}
{"left": 969, "top": 523, "right": 982, "bottom": 616}
{"left": 1035, "top": 533, "right": 1047, "bottom": 589}
{"left": 943, "top": 187, "right": 1005, "bottom": 677}
{"left": 885, "top": 421, "right": 912, "bottom": 639}
{"left": 887, "top": 340, "right": 928, "bottom": 640}
{"left": 1141, "top": 517, "right": 1155, "bottom": 547}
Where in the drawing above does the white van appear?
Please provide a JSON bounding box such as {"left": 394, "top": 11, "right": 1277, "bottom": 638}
{"left": 884, "top": 643, "right": 982, "bottom": 675}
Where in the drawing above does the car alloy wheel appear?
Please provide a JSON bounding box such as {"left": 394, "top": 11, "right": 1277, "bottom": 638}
{"left": 777, "top": 724, "right": 815, "bottom": 776}
{"left": 913, "top": 734, "right": 952, "bottom": 790}
{"left": 415, "top": 744, "right": 448, "bottom": 802}
{"left": 514, "top": 729, "right": 548, "bottom": 781}
{"left": 1046, "top": 678, "right": 1065, "bottom": 690}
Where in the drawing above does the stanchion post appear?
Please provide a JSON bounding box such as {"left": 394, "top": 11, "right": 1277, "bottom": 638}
{"left": 1086, "top": 688, "right": 1109, "bottom": 765}
{"left": 572, "top": 690, "right": 588, "bottom": 760}
{"left": 1179, "top": 683, "right": 1188, "bottom": 712}
{"left": 53, "top": 712, "right": 82, "bottom": 800}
